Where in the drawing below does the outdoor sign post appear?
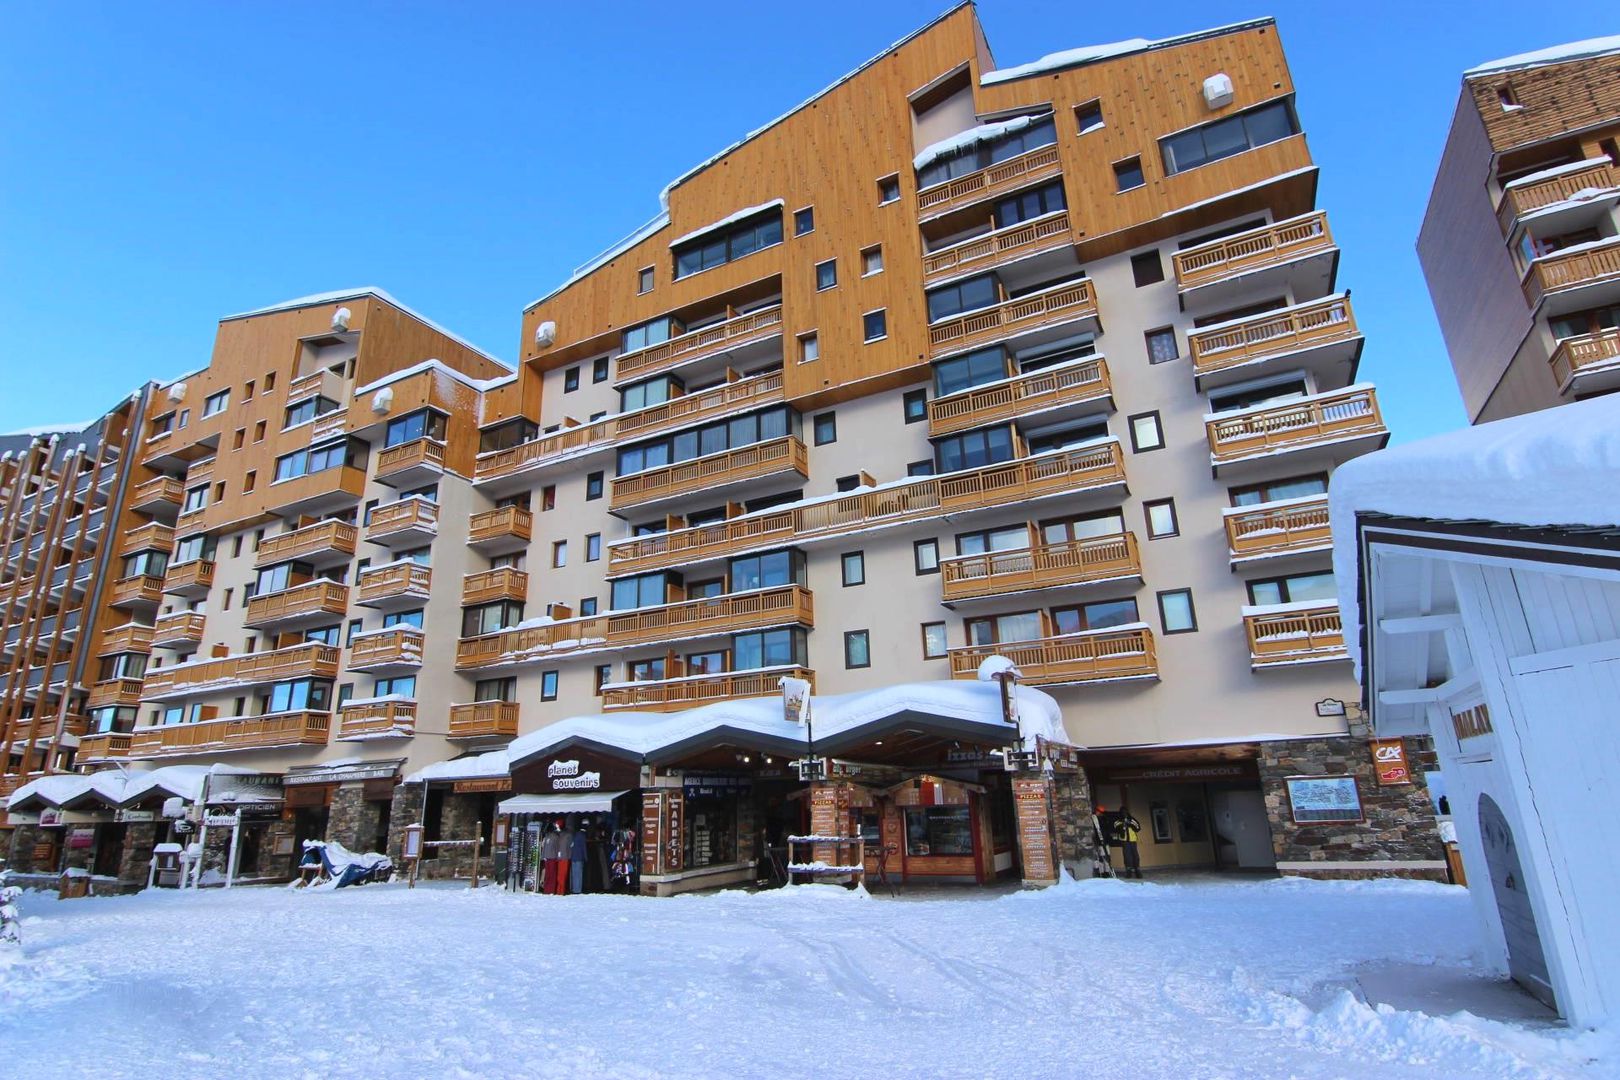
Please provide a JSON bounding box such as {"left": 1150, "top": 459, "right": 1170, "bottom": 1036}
{"left": 403, "top": 824, "right": 423, "bottom": 888}
{"left": 223, "top": 809, "right": 244, "bottom": 889}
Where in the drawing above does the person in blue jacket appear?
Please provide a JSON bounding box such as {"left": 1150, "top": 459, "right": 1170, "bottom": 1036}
{"left": 569, "top": 821, "right": 589, "bottom": 893}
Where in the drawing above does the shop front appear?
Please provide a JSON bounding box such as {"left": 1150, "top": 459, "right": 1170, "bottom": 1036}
{"left": 502, "top": 744, "right": 642, "bottom": 894}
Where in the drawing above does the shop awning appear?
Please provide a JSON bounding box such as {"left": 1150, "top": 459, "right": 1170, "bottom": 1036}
{"left": 498, "top": 791, "right": 628, "bottom": 816}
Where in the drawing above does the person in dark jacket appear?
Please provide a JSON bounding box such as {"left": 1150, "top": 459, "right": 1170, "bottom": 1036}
{"left": 569, "top": 821, "right": 589, "bottom": 894}
{"left": 1109, "top": 805, "right": 1143, "bottom": 879}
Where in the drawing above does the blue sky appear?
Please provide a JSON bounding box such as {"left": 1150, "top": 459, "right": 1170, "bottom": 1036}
{"left": 2, "top": 0, "right": 1615, "bottom": 440}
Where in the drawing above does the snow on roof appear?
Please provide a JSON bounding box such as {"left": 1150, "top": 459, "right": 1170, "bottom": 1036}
{"left": 914, "top": 114, "right": 1042, "bottom": 172}
{"left": 1, "top": 422, "right": 93, "bottom": 438}
{"left": 117, "top": 764, "right": 259, "bottom": 807}
{"left": 1466, "top": 35, "right": 1620, "bottom": 77}
{"left": 353, "top": 358, "right": 517, "bottom": 399}
{"left": 667, "top": 199, "right": 785, "bottom": 250}
{"left": 1502, "top": 157, "right": 1616, "bottom": 191}
{"left": 1331, "top": 394, "right": 1620, "bottom": 672}
{"left": 222, "top": 287, "right": 509, "bottom": 370}
{"left": 8, "top": 770, "right": 135, "bottom": 810}
{"left": 980, "top": 19, "right": 1272, "bottom": 86}
{"left": 405, "top": 748, "right": 511, "bottom": 786}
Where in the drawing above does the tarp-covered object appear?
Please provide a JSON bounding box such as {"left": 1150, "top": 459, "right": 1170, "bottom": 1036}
{"left": 301, "top": 840, "right": 393, "bottom": 888}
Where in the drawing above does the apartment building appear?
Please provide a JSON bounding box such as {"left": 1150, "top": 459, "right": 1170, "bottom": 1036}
{"left": 1420, "top": 36, "right": 1620, "bottom": 422}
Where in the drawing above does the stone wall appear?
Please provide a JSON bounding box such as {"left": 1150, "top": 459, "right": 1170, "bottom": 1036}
{"left": 3, "top": 825, "right": 51, "bottom": 874}
{"left": 386, "top": 782, "right": 420, "bottom": 866}
{"left": 114, "top": 822, "right": 159, "bottom": 891}
{"left": 1051, "top": 769, "right": 1099, "bottom": 878}
{"left": 1259, "top": 734, "right": 1445, "bottom": 881}
{"left": 326, "top": 784, "right": 388, "bottom": 852}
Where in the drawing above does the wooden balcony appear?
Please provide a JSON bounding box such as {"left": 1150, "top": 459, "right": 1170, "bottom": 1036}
{"left": 610, "top": 436, "right": 809, "bottom": 511}
{"left": 448, "top": 700, "right": 519, "bottom": 740}
{"left": 1522, "top": 238, "right": 1620, "bottom": 309}
{"left": 108, "top": 574, "right": 164, "bottom": 610}
{"left": 266, "top": 464, "right": 366, "bottom": 518}
{"left": 1245, "top": 604, "right": 1348, "bottom": 667}
{"left": 602, "top": 667, "right": 814, "bottom": 712}
{"left": 1173, "top": 211, "right": 1335, "bottom": 293}
{"left": 466, "top": 506, "right": 532, "bottom": 556}
{"left": 1550, "top": 328, "right": 1620, "bottom": 393}
{"left": 243, "top": 579, "right": 350, "bottom": 630}
{"left": 375, "top": 438, "right": 446, "bottom": 487}
{"left": 151, "top": 610, "right": 206, "bottom": 649}
{"left": 62, "top": 714, "right": 90, "bottom": 738}
{"left": 616, "top": 305, "right": 784, "bottom": 383}
{"left": 609, "top": 584, "right": 812, "bottom": 647}
{"left": 1497, "top": 159, "right": 1619, "bottom": 235}
{"left": 77, "top": 732, "right": 133, "bottom": 763}
{"left": 87, "top": 677, "right": 146, "bottom": 709}
{"left": 1224, "top": 497, "right": 1332, "bottom": 564}
{"left": 162, "top": 559, "right": 215, "bottom": 598}
{"left": 1206, "top": 386, "right": 1386, "bottom": 472}
{"left": 917, "top": 142, "right": 1063, "bottom": 220}
{"left": 922, "top": 213, "right": 1072, "bottom": 285}
{"left": 947, "top": 627, "right": 1158, "bottom": 686}
{"left": 130, "top": 475, "right": 184, "bottom": 515}
{"left": 365, "top": 498, "right": 438, "bottom": 545}
{"left": 356, "top": 562, "right": 432, "bottom": 609}
{"left": 616, "top": 371, "right": 786, "bottom": 439}
{"left": 348, "top": 626, "right": 424, "bottom": 672}
{"left": 462, "top": 567, "right": 528, "bottom": 606}
{"left": 98, "top": 623, "right": 154, "bottom": 656}
{"left": 456, "top": 616, "right": 610, "bottom": 669}
{"left": 122, "top": 521, "right": 175, "bottom": 555}
{"left": 141, "top": 642, "right": 341, "bottom": 700}
{"left": 928, "top": 280, "right": 1098, "bottom": 360}
{"left": 939, "top": 533, "right": 1139, "bottom": 603}
{"left": 128, "top": 710, "right": 331, "bottom": 758}
{"left": 255, "top": 519, "right": 358, "bottom": 568}
{"left": 337, "top": 699, "right": 417, "bottom": 740}
{"left": 184, "top": 458, "right": 214, "bottom": 489}
{"left": 1188, "top": 295, "right": 1361, "bottom": 387}
{"left": 608, "top": 441, "right": 1128, "bottom": 576}
{"left": 928, "top": 357, "right": 1111, "bottom": 438}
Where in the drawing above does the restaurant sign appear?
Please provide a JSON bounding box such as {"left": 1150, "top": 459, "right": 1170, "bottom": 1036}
{"left": 1370, "top": 738, "right": 1411, "bottom": 786}
{"left": 453, "top": 777, "right": 512, "bottom": 794}
{"left": 114, "top": 809, "right": 156, "bottom": 823}
{"left": 1013, "top": 777, "right": 1058, "bottom": 883}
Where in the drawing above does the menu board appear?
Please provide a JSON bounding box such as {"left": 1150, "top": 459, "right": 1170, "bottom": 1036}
{"left": 1013, "top": 777, "right": 1057, "bottom": 883}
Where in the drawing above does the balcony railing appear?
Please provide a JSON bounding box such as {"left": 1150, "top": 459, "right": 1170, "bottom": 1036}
{"left": 917, "top": 142, "right": 1063, "bottom": 219}
{"left": 356, "top": 562, "right": 432, "bottom": 606}
{"left": 375, "top": 438, "right": 446, "bottom": 483}
{"left": 457, "top": 616, "right": 610, "bottom": 669}
{"left": 151, "top": 610, "right": 206, "bottom": 649}
{"left": 1497, "top": 159, "right": 1619, "bottom": 235}
{"left": 602, "top": 666, "right": 814, "bottom": 712}
{"left": 98, "top": 623, "right": 154, "bottom": 656}
{"left": 1206, "top": 387, "right": 1385, "bottom": 467}
{"left": 615, "top": 305, "right": 784, "bottom": 383}
{"left": 1550, "top": 327, "right": 1620, "bottom": 391}
{"left": 1173, "top": 211, "right": 1334, "bottom": 292}
{"left": 348, "top": 626, "right": 424, "bottom": 671}
{"left": 108, "top": 574, "right": 164, "bottom": 608}
{"left": 141, "top": 642, "right": 341, "bottom": 700}
{"left": 77, "top": 732, "right": 133, "bottom": 762}
{"left": 928, "top": 280, "right": 1098, "bottom": 359}
{"left": 1245, "top": 604, "right": 1348, "bottom": 666}
{"left": 122, "top": 521, "right": 175, "bottom": 555}
{"left": 1522, "top": 238, "right": 1620, "bottom": 308}
{"left": 1188, "top": 295, "right": 1359, "bottom": 380}
{"left": 1224, "top": 497, "right": 1332, "bottom": 562}
{"left": 130, "top": 475, "right": 184, "bottom": 514}
{"left": 609, "top": 441, "right": 1128, "bottom": 576}
{"left": 128, "top": 710, "right": 331, "bottom": 758}
{"left": 243, "top": 579, "right": 350, "bottom": 629}
{"left": 467, "top": 505, "right": 532, "bottom": 549}
{"left": 610, "top": 436, "right": 809, "bottom": 511}
{"left": 463, "top": 567, "right": 528, "bottom": 606}
{"left": 448, "top": 700, "right": 520, "bottom": 739}
{"left": 365, "top": 498, "right": 438, "bottom": 541}
{"left": 255, "top": 519, "right": 358, "bottom": 567}
{"left": 939, "top": 533, "right": 1139, "bottom": 602}
{"left": 87, "top": 677, "right": 146, "bottom": 709}
{"left": 286, "top": 370, "right": 329, "bottom": 403}
{"left": 947, "top": 627, "right": 1158, "bottom": 685}
{"left": 337, "top": 699, "right": 417, "bottom": 740}
{"left": 928, "top": 357, "right": 1111, "bottom": 438}
{"left": 162, "top": 559, "right": 215, "bottom": 597}
{"left": 922, "top": 213, "right": 1072, "bottom": 283}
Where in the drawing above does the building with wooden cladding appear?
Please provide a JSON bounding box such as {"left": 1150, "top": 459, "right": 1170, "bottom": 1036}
{"left": 1419, "top": 36, "right": 1620, "bottom": 423}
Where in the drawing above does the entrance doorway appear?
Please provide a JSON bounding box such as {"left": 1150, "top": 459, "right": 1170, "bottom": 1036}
{"left": 1208, "top": 787, "right": 1275, "bottom": 869}
{"left": 1478, "top": 794, "right": 1557, "bottom": 1011}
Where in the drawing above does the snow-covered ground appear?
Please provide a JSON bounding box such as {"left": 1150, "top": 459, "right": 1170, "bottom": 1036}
{"left": 0, "top": 877, "right": 1609, "bottom": 1078}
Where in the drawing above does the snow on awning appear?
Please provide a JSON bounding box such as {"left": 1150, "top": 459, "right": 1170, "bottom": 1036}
{"left": 8, "top": 771, "right": 130, "bottom": 811}
{"left": 498, "top": 792, "right": 628, "bottom": 816}
{"left": 405, "top": 748, "right": 510, "bottom": 786}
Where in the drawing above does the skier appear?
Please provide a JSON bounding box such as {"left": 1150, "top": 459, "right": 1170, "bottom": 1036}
{"left": 1110, "top": 804, "right": 1143, "bottom": 879}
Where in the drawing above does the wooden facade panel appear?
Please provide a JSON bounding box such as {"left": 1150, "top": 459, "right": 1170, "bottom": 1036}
{"left": 1470, "top": 53, "right": 1620, "bottom": 154}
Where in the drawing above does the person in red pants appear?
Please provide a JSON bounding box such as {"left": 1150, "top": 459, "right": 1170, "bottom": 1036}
{"left": 540, "top": 819, "right": 568, "bottom": 894}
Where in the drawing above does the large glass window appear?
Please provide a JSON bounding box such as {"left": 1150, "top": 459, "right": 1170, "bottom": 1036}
{"left": 1041, "top": 509, "right": 1125, "bottom": 545}
{"left": 383, "top": 609, "right": 425, "bottom": 629}
{"left": 933, "top": 347, "right": 1009, "bottom": 397}
{"left": 934, "top": 424, "right": 1015, "bottom": 473}
{"left": 284, "top": 396, "right": 341, "bottom": 429}
{"left": 475, "top": 677, "right": 516, "bottom": 702}
{"left": 1160, "top": 100, "right": 1299, "bottom": 176}
{"left": 964, "top": 610, "right": 1043, "bottom": 646}
{"left": 611, "top": 572, "right": 672, "bottom": 611}
{"left": 268, "top": 679, "right": 332, "bottom": 714}
{"left": 374, "top": 674, "right": 416, "bottom": 698}
{"left": 616, "top": 406, "right": 796, "bottom": 477}
{"left": 729, "top": 549, "right": 802, "bottom": 591}
{"left": 1209, "top": 378, "right": 1308, "bottom": 415}
{"left": 926, "top": 274, "right": 998, "bottom": 323}
{"left": 1026, "top": 417, "right": 1109, "bottom": 456}
{"left": 732, "top": 627, "right": 806, "bottom": 670}
{"left": 98, "top": 652, "right": 148, "bottom": 680}
{"left": 1229, "top": 474, "right": 1329, "bottom": 508}
{"left": 479, "top": 418, "right": 538, "bottom": 454}
{"left": 1051, "top": 598, "right": 1139, "bottom": 634}
{"left": 917, "top": 115, "right": 1057, "bottom": 189}
{"left": 122, "top": 551, "right": 169, "bottom": 578}
{"left": 673, "top": 208, "right": 784, "bottom": 279}
{"left": 993, "top": 180, "right": 1066, "bottom": 229}
{"left": 956, "top": 525, "right": 1029, "bottom": 557}
{"left": 253, "top": 561, "right": 308, "bottom": 596}
{"left": 1247, "top": 571, "right": 1337, "bottom": 606}
{"left": 461, "top": 600, "right": 524, "bottom": 637}
{"left": 384, "top": 410, "right": 446, "bottom": 448}
{"left": 619, "top": 375, "right": 681, "bottom": 413}
{"left": 274, "top": 438, "right": 361, "bottom": 482}
{"left": 173, "top": 534, "right": 215, "bottom": 564}
{"left": 904, "top": 806, "right": 974, "bottom": 856}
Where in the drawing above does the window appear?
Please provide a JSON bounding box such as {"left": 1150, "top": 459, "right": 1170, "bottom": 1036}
{"left": 798, "top": 332, "right": 820, "bottom": 364}
{"left": 863, "top": 309, "right": 887, "bottom": 342}
{"left": 673, "top": 206, "right": 783, "bottom": 279}
{"left": 627, "top": 658, "right": 666, "bottom": 684}
{"left": 182, "top": 485, "right": 208, "bottom": 513}
{"left": 1157, "top": 589, "right": 1198, "bottom": 634}
{"left": 383, "top": 609, "right": 424, "bottom": 629}
{"left": 282, "top": 395, "right": 341, "bottom": 430}
{"left": 616, "top": 406, "right": 797, "bottom": 476}
{"left": 955, "top": 524, "right": 1029, "bottom": 557}
{"left": 243, "top": 380, "right": 255, "bottom": 400}
{"left": 1144, "top": 498, "right": 1180, "bottom": 539}
{"left": 264, "top": 371, "right": 276, "bottom": 391}
{"left": 1050, "top": 597, "right": 1139, "bottom": 634}
{"left": 242, "top": 470, "right": 256, "bottom": 493}
{"left": 903, "top": 389, "right": 928, "bottom": 424}
{"left": 1229, "top": 473, "right": 1329, "bottom": 507}
{"left": 1114, "top": 157, "right": 1145, "bottom": 192}
{"left": 964, "top": 610, "right": 1042, "bottom": 646}
{"left": 213, "top": 481, "right": 225, "bottom": 502}
{"left": 254, "top": 420, "right": 266, "bottom": 442}
{"left": 274, "top": 438, "right": 361, "bottom": 482}
{"left": 222, "top": 588, "right": 233, "bottom": 610}
{"left": 232, "top": 428, "right": 245, "bottom": 450}
{"left": 585, "top": 472, "right": 604, "bottom": 501}
{"left": 729, "top": 549, "right": 803, "bottom": 591}
{"left": 686, "top": 649, "right": 726, "bottom": 675}
{"left": 564, "top": 367, "right": 580, "bottom": 393}
{"left": 1131, "top": 250, "right": 1164, "bottom": 287}
{"left": 1128, "top": 412, "right": 1165, "bottom": 453}
{"left": 905, "top": 806, "right": 974, "bottom": 856}
{"left": 813, "top": 412, "right": 837, "bottom": 445}
{"left": 551, "top": 540, "right": 568, "bottom": 568}
{"left": 541, "top": 670, "right": 559, "bottom": 701}
{"left": 907, "top": 460, "right": 934, "bottom": 477}
{"left": 844, "top": 630, "right": 871, "bottom": 669}
{"left": 926, "top": 273, "right": 996, "bottom": 322}
{"left": 815, "top": 259, "right": 837, "bottom": 291}
{"left": 593, "top": 357, "right": 610, "bottom": 383}
{"left": 1074, "top": 99, "right": 1103, "bottom": 134}
{"left": 637, "top": 266, "right": 654, "bottom": 294}
{"left": 914, "top": 538, "right": 939, "bottom": 575}
{"left": 594, "top": 665, "right": 612, "bottom": 695}
{"left": 202, "top": 389, "right": 229, "bottom": 417}
{"left": 917, "top": 114, "right": 1057, "bottom": 188}
{"left": 585, "top": 533, "right": 601, "bottom": 562}
{"left": 732, "top": 627, "right": 806, "bottom": 671}
{"left": 267, "top": 678, "right": 332, "bottom": 715}
{"left": 878, "top": 175, "right": 901, "bottom": 204}
{"left": 1145, "top": 327, "right": 1179, "bottom": 364}
{"left": 178, "top": 408, "right": 189, "bottom": 428}
{"left": 475, "top": 677, "right": 515, "bottom": 702}
{"left": 1209, "top": 377, "right": 1307, "bottom": 414}
{"left": 579, "top": 597, "right": 599, "bottom": 617}
{"left": 1160, "top": 100, "right": 1299, "bottom": 176}
{"left": 1025, "top": 415, "right": 1108, "bottom": 456}
{"left": 841, "top": 551, "right": 865, "bottom": 587}
{"left": 373, "top": 674, "right": 416, "bottom": 698}
{"left": 540, "top": 485, "right": 556, "bottom": 511}
{"left": 687, "top": 578, "right": 723, "bottom": 600}
{"left": 1246, "top": 571, "right": 1337, "bottom": 607}
{"left": 836, "top": 475, "right": 861, "bottom": 492}
{"left": 934, "top": 424, "right": 1014, "bottom": 473}
{"left": 462, "top": 600, "right": 524, "bottom": 637}
{"left": 794, "top": 206, "right": 815, "bottom": 235}
{"left": 933, "top": 346, "right": 1008, "bottom": 397}
{"left": 922, "top": 622, "right": 948, "bottom": 660}
{"left": 621, "top": 316, "right": 676, "bottom": 353}
{"left": 993, "top": 180, "right": 1065, "bottom": 229}
{"left": 612, "top": 572, "right": 671, "bottom": 610}
{"left": 861, "top": 245, "right": 884, "bottom": 275}
{"left": 346, "top": 619, "right": 364, "bottom": 644}
{"left": 384, "top": 410, "right": 445, "bottom": 448}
